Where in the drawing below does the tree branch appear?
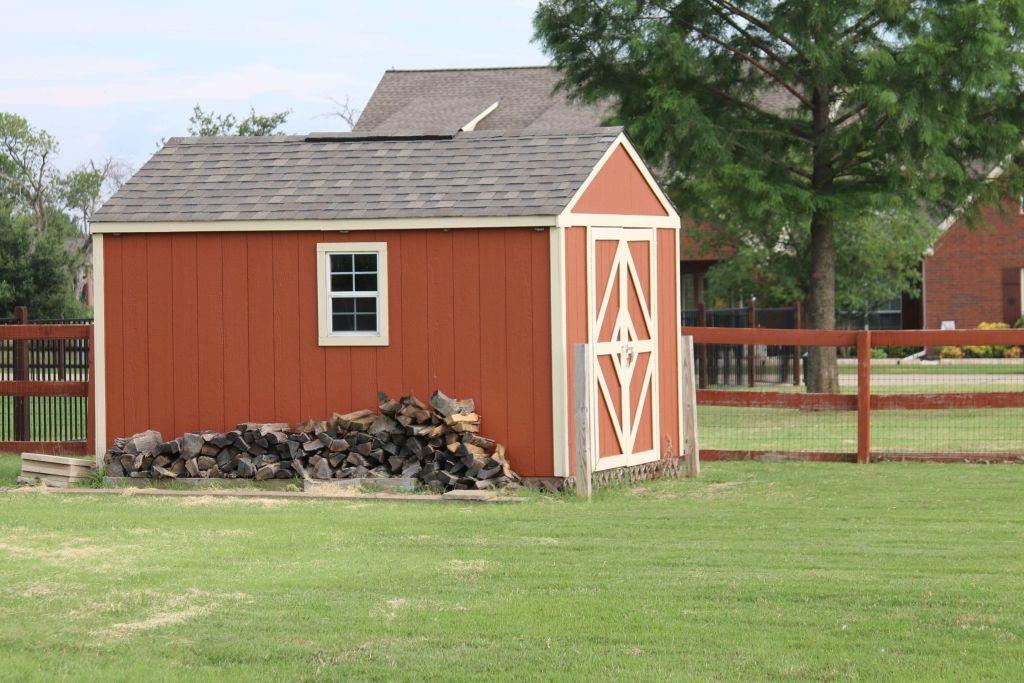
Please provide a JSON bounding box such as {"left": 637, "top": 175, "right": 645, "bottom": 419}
{"left": 704, "top": 0, "right": 806, "bottom": 59}
{"left": 670, "top": 16, "right": 813, "bottom": 109}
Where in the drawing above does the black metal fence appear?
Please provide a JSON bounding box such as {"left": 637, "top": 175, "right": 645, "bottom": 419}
{"left": 0, "top": 311, "right": 92, "bottom": 443}
{"left": 684, "top": 304, "right": 803, "bottom": 387}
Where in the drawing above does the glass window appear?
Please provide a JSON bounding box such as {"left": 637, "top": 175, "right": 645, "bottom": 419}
{"left": 327, "top": 251, "right": 380, "bottom": 335}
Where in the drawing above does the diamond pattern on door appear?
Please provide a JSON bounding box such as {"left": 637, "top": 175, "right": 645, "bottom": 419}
{"left": 587, "top": 228, "right": 660, "bottom": 471}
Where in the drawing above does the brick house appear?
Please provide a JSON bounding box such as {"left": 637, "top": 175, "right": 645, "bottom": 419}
{"left": 922, "top": 197, "right": 1024, "bottom": 329}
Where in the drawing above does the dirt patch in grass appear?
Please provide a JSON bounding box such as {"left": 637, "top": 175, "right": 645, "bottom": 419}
{"left": 445, "top": 559, "right": 495, "bottom": 581}
{"left": 98, "top": 588, "right": 248, "bottom": 640}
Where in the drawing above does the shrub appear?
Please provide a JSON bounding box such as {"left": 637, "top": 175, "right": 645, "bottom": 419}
{"left": 939, "top": 346, "right": 964, "bottom": 359}
{"left": 1004, "top": 346, "right": 1023, "bottom": 359}
{"left": 964, "top": 322, "right": 1010, "bottom": 358}
{"left": 870, "top": 348, "right": 887, "bottom": 359}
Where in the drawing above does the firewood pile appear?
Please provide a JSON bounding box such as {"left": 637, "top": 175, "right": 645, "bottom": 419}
{"left": 103, "top": 390, "right": 520, "bottom": 492}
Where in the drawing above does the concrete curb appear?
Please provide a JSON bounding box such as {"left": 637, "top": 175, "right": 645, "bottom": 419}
{"left": 5, "top": 486, "right": 524, "bottom": 504}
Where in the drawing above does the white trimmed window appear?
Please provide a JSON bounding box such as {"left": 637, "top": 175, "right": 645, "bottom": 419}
{"left": 316, "top": 242, "right": 389, "bottom": 346}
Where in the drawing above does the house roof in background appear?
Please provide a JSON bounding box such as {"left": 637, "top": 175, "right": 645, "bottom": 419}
{"left": 354, "top": 66, "right": 612, "bottom": 134}
{"left": 92, "top": 128, "right": 624, "bottom": 223}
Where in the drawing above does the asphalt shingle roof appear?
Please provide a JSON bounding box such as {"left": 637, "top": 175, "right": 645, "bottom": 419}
{"left": 354, "top": 66, "right": 612, "bottom": 134}
{"left": 93, "top": 128, "right": 623, "bottom": 222}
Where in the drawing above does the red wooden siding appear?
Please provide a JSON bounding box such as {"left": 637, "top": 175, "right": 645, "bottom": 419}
{"left": 103, "top": 228, "right": 554, "bottom": 477}
{"left": 656, "top": 229, "right": 682, "bottom": 460}
{"left": 564, "top": 226, "right": 588, "bottom": 473}
{"left": 572, "top": 145, "right": 669, "bottom": 216}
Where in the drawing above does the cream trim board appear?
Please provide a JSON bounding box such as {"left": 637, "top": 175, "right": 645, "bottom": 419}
{"left": 561, "top": 133, "right": 679, "bottom": 222}
{"left": 92, "top": 233, "right": 107, "bottom": 464}
{"left": 91, "top": 215, "right": 558, "bottom": 235}
{"left": 549, "top": 226, "right": 570, "bottom": 478}
{"left": 461, "top": 101, "right": 500, "bottom": 131}
{"left": 316, "top": 242, "right": 390, "bottom": 347}
{"left": 558, "top": 213, "right": 680, "bottom": 229}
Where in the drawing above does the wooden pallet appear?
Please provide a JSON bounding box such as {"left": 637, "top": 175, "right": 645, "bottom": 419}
{"left": 18, "top": 452, "right": 95, "bottom": 487}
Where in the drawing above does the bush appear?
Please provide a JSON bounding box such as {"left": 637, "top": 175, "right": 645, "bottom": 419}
{"left": 870, "top": 348, "right": 887, "bottom": 359}
{"left": 1004, "top": 346, "right": 1023, "bottom": 359}
{"left": 964, "top": 322, "right": 1010, "bottom": 358}
{"left": 939, "top": 346, "right": 964, "bottom": 359}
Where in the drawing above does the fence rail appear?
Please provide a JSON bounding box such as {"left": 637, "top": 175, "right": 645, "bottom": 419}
{"left": 0, "top": 307, "right": 92, "bottom": 455}
{"left": 684, "top": 326, "right": 1024, "bottom": 464}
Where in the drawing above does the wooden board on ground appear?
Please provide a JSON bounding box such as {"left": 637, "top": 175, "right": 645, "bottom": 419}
{"left": 19, "top": 452, "right": 95, "bottom": 488}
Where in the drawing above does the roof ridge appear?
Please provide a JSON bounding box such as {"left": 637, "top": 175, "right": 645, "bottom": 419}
{"left": 384, "top": 65, "right": 554, "bottom": 74}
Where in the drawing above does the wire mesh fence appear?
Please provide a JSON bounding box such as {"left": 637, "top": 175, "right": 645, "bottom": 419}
{"left": 687, "top": 327, "right": 1024, "bottom": 462}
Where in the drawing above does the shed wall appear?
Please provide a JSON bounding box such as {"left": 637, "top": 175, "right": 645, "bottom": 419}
{"left": 102, "top": 227, "right": 554, "bottom": 476}
{"left": 572, "top": 146, "right": 669, "bottom": 216}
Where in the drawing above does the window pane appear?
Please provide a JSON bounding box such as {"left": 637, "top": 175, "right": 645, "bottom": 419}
{"left": 354, "top": 297, "right": 376, "bottom": 313}
{"left": 353, "top": 273, "right": 377, "bottom": 292}
{"left": 355, "top": 314, "right": 377, "bottom": 332}
{"left": 330, "top": 274, "right": 354, "bottom": 293}
{"left": 330, "top": 254, "right": 354, "bottom": 274}
{"left": 332, "top": 314, "right": 355, "bottom": 332}
{"left": 331, "top": 298, "right": 355, "bottom": 314}
{"left": 354, "top": 253, "right": 377, "bottom": 272}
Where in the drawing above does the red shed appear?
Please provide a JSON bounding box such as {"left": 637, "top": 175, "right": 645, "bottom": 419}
{"left": 91, "top": 127, "right": 685, "bottom": 480}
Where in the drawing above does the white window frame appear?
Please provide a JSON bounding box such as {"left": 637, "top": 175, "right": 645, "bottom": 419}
{"left": 316, "top": 242, "right": 389, "bottom": 346}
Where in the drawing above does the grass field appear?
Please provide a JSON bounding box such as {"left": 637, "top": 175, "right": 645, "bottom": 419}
{"left": 699, "top": 406, "right": 1024, "bottom": 453}
{"left": 1, "top": 455, "right": 1023, "bottom": 680}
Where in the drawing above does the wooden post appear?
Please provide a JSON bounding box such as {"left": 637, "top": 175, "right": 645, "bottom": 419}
{"left": 573, "top": 343, "right": 593, "bottom": 500}
{"left": 747, "top": 299, "right": 757, "bottom": 387}
{"left": 12, "top": 306, "right": 29, "bottom": 441}
{"left": 681, "top": 335, "right": 700, "bottom": 477}
{"left": 856, "top": 330, "right": 871, "bottom": 464}
{"left": 792, "top": 300, "right": 803, "bottom": 387}
{"left": 87, "top": 325, "right": 95, "bottom": 460}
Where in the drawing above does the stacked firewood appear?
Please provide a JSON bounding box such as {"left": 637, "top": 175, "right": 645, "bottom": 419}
{"left": 103, "top": 390, "right": 520, "bottom": 492}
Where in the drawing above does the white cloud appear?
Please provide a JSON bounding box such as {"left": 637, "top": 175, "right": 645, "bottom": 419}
{"left": 0, "top": 64, "right": 355, "bottom": 108}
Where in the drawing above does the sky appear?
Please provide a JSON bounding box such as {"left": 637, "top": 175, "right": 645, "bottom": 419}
{"left": 1, "top": 0, "right": 546, "bottom": 172}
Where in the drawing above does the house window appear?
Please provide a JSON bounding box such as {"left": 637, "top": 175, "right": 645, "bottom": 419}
{"left": 316, "top": 242, "right": 389, "bottom": 346}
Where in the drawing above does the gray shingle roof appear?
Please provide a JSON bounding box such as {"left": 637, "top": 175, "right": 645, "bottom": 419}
{"left": 354, "top": 66, "right": 612, "bottom": 134}
{"left": 93, "top": 128, "right": 623, "bottom": 223}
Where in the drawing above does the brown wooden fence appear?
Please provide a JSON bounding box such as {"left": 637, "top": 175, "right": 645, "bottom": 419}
{"left": 0, "top": 320, "right": 93, "bottom": 455}
{"left": 683, "top": 326, "right": 1024, "bottom": 464}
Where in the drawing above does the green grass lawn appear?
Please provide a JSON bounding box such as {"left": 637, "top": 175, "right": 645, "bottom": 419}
{"left": 2, "top": 455, "right": 1024, "bottom": 680}
{"left": 699, "top": 406, "right": 1024, "bottom": 453}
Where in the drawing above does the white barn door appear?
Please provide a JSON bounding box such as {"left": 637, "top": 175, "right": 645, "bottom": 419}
{"left": 587, "top": 227, "right": 660, "bottom": 471}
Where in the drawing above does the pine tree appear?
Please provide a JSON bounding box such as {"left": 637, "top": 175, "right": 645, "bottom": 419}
{"left": 535, "top": 0, "right": 1024, "bottom": 391}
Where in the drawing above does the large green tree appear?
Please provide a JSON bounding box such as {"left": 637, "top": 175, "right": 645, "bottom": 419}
{"left": 535, "top": 0, "right": 1024, "bottom": 391}
{"left": 0, "top": 204, "right": 88, "bottom": 318}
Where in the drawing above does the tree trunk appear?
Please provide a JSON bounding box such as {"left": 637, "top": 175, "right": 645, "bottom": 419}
{"left": 805, "top": 208, "right": 839, "bottom": 393}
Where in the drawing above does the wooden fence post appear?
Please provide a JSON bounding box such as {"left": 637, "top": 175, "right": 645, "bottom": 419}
{"left": 747, "top": 299, "right": 757, "bottom": 387}
{"left": 856, "top": 330, "right": 872, "bottom": 464}
{"left": 681, "top": 335, "right": 701, "bottom": 477}
{"left": 792, "top": 300, "right": 803, "bottom": 387}
{"left": 573, "top": 343, "right": 593, "bottom": 500}
{"left": 13, "top": 306, "right": 29, "bottom": 441}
